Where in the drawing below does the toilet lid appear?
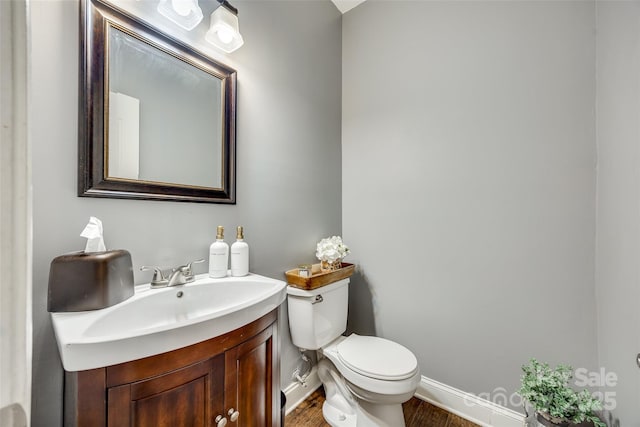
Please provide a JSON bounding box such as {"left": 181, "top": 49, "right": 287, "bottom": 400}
{"left": 336, "top": 335, "right": 418, "bottom": 381}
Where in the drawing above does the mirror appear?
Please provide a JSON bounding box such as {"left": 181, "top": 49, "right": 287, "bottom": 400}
{"left": 79, "top": 0, "right": 237, "bottom": 203}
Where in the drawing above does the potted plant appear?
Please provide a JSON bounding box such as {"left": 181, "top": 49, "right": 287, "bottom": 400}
{"left": 518, "top": 358, "right": 605, "bottom": 427}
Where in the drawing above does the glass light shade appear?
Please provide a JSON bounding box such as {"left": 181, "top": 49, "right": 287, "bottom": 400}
{"left": 205, "top": 5, "right": 244, "bottom": 53}
{"left": 157, "top": 0, "right": 203, "bottom": 31}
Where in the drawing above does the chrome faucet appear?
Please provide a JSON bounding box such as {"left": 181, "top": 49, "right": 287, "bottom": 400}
{"left": 141, "top": 259, "right": 204, "bottom": 288}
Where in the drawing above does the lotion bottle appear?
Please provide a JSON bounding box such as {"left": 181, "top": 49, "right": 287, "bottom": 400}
{"left": 209, "top": 226, "right": 229, "bottom": 278}
{"left": 231, "top": 226, "right": 249, "bottom": 277}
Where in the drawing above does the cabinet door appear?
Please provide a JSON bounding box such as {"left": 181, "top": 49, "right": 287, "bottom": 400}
{"left": 224, "top": 326, "right": 275, "bottom": 427}
{"left": 108, "top": 354, "right": 225, "bottom": 427}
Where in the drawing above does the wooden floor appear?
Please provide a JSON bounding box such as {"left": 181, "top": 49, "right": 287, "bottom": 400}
{"left": 285, "top": 388, "right": 479, "bottom": 427}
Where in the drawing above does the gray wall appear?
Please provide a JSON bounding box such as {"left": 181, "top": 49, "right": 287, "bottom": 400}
{"left": 595, "top": 2, "right": 640, "bottom": 425}
{"left": 30, "top": 1, "right": 341, "bottom": 425}
{"left": 342, "top": 0, "right": 598, "bottom": 410}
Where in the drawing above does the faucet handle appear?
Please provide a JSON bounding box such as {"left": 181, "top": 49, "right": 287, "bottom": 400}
{"left": 183, "top": 259, "right": 205, "bottom": 280}
{"left": 186, "top": 259, "right": 205, "bottom": 270}
{"left": 140, "top": 266, "right": 168, "bottom": 287}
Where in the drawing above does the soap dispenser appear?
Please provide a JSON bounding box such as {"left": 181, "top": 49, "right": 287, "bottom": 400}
{"left": 209, "top": 226, "right": 229, "bottom": 278}
{"left": 231, "top": 226, "right": 249, "bottom": 277}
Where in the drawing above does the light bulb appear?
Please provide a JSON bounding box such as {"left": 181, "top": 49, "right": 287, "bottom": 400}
{"left": 157, "top": 0, "right": 203, "bottom": 30}
{"left": 217, "top": 26, "right": 234, "bottom": 44}
{"left": 205, "top": 5, "right": 244, "bottom": 52}
{"left": 171, "top": 0, "right": 192, "bottom": 16}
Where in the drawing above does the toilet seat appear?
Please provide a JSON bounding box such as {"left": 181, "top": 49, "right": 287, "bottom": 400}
{"left": 320, "top": 334, "right": 421, "bottom": 400}
{"left": 337, "top": 335, "right": 418, "bottom": 381}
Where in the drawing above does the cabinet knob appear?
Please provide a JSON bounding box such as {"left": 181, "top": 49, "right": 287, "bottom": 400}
{"left": 215, "top": 415, "right": 228, "bottom": 427}
{"left": 227, "top": 408, "right": 240, "bottom": 422}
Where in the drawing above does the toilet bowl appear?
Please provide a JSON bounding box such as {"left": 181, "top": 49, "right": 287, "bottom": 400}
{"left": 319, "top": 334, "right": 421, "bottom": 426}
{"left": 286, "top": 279, "right": 421, "bottom": 427}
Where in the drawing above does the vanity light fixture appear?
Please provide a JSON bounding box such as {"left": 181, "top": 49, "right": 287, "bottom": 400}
{"left": 205, "top": 0, "right": 244, "bottom": 53}
{"left": 157, "top": 0, "right": 203, "bottom": 31}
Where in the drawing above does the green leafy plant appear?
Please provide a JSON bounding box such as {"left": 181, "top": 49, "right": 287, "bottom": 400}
{"left": 518, "top": 358, "right": 605, "bottom": 427}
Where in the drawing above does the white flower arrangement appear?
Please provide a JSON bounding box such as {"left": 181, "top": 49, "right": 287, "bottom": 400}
{"left": 315, "top": 236, "right": 350, "bottom": 264}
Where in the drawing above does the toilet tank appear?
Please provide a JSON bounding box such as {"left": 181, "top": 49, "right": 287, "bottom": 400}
{"left": 286, "top": 278, "right": 349, "bottom": 350}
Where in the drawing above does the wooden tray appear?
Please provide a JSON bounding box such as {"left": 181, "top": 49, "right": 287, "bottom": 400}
{"left": 285, "top": 262, "right": 355, "bottom": 290}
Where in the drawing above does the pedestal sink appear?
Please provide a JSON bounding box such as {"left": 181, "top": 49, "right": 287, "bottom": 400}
{"left": 51, "top": 273, "right": 286, "bottom": 371}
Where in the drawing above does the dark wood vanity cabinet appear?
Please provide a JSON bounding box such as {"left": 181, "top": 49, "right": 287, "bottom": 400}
{"left": 225, "top": 326, "right": 275, "bottom": 427}
{"left": 106, "top": 355, "right": 225, "bottom": 426}
{"left": 64, "top": 310, "right": 279, "bottom": 427}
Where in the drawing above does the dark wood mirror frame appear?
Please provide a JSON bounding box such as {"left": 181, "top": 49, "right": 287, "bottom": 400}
{"left": 78, "top": 0, "right": 237, "bottom": 204}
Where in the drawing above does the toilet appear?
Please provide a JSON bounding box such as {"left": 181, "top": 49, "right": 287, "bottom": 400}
{"left": 287, "top": 278, "right": 421, "bottom": 427}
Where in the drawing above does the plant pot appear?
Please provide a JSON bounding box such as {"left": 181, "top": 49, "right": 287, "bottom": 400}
{"left": 320, "top": 259, "right": 342, "bottom": 272}
{"left": 536, "top": 412, "right": 570, "bottom": 427}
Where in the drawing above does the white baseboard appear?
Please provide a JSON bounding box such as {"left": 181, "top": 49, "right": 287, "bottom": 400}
{"left": 282, "top": 367, "right": 322, "bottom": 415}
{"left": 415, "top": 376, "right": 525, "bottom": 427}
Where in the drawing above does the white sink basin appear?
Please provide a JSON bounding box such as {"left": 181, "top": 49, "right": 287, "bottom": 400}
{"left": 51, "top": 273, "right": 286, "bottom": 371}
